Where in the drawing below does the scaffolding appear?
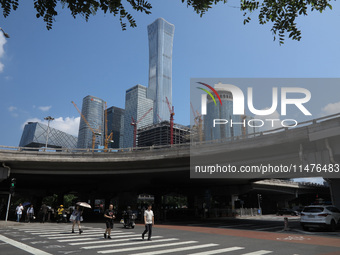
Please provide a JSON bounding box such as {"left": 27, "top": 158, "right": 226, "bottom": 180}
{"left": 137, "top": 121, "right": 190, "bottom": 147}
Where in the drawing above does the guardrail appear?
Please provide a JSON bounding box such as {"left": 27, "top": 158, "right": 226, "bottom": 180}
{"left": 0, "top": 112, "right": 339, "bottom": 154}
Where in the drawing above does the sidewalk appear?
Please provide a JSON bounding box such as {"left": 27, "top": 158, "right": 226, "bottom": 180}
{"left": 236, "top": 214, "right": 301, "bottom": 221}
{"left": 0, "top": 220, "right": 21, "bottom": 228}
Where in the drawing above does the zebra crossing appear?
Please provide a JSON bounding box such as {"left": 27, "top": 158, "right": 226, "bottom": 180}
{"left": 9, "top": 224, "right": 275, "bottom": 255}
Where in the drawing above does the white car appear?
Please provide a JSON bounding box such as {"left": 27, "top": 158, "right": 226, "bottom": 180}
{"left": 300, "top": 205, "right": 340, "bottom": 231}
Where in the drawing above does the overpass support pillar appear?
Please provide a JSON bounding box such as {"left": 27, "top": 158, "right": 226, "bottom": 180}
{"left": 329, "top": 179, "right": 340, "bottom": 209}
{"left": 231, "top": 194, "right": 238, "bottom": 212}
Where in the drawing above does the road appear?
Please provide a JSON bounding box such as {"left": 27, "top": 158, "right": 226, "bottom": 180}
{"left": 0, "top": 221, "right": 340, "bottom": 255}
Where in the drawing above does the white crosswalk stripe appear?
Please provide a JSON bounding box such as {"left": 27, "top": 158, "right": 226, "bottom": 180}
{"left": 48, "top": 232, "right": 133, "bottom": 239}
{"left": 187, "top": 247, "right": 245, "bottom": 255}
{"left": 129, "top": 243, "right": 219, "bottom": 255}
{"left": 97, "top": 240, "right": 199, "bottom": 254}
{"left": 81, "top": 238, "right": 178, "bottom": 249}
{"left": 242, "top": 251, "right": 273, "bottom": 255}
{"left": 10, "top": 225, "right": 276, "bottom": 255}
{"left": 69, "top": 235, "right": 163, "bottom": 246}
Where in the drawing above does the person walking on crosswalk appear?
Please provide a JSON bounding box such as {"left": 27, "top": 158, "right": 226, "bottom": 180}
{"left": 104, "top": 204, "right": 115, "bottom": 239}
{"left": 142, "top": 204, "right": 154, "bottom": 241}
{"left": 71, "top": 206, "right": 83, "bottom": 234}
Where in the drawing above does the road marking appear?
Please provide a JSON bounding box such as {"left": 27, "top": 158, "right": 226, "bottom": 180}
{"left": 69, "top": 235, "right": 162, "bottom": 246}
{"left": 40, "top": 231, "right": 111, "bottom": 237}
{"left": 39, "top": 229, "right": 111, "bottom": 236}
{"left": 48, "top": 232, "right": 133, "bottom": 239}
{"left": 58, "top": 237, "right": 100, "bottom": 242}
{"left": 32, "top": 229, "right": 108, "bottom": 235}
{"left": 129, "top": 243, "right": 219, "bottom": 255}
{"left": 81, "top": 238, "right": 178, "bottom": 249}
{"left": 187, "top": 247, "right": 245, "bottom": 255}
{"left": 242, "top": 251, "right": 272, "bottom": 255}
{"left": 0, "top": 234, "right": 52, "bottom": 255}
{"left": 254, "top": 226, "right": 283, "bottom": 231}
{"left": 97, "top": 241, "right": 198, "bottom": 253}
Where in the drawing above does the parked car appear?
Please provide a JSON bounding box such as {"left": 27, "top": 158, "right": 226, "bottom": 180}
{"left": 300, "top": 205, "right": 340, "bottom": 231}
{"left": 276, "top": 208, "right": 299, "bottom": 216}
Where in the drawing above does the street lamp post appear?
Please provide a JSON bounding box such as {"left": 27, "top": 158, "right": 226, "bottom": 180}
{"left": 0, "top": 27, "right": 10, "bottom": 38}
{"left": 44, "top": 116, "right": 54, "bottom": 149}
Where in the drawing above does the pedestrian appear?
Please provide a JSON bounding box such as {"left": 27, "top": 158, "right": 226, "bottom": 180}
{"left": 15, "top": 203, "right": 24, "bottom": 222}
{"left": 70, "top": 205, "right": 83, "bottom": 234}
{"left": 142, "top": 204, "right": 154, "bottom": 241}
{"left": 104, "top": 204, "right": 115, "bottom": 239}
{"left": 27, "top": 205, "right": 34, "bottom": 223}
{"left": 40, "top": 204, "right": 48, "bottom": 223}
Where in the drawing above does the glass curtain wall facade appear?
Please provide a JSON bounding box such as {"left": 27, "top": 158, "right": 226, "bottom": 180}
{"left": 106, "top": 106, "right": 125, "bottom": 149}
{"left": 123, "top": 84, "right": 154, "bottom": 148}
{"left": 19, "top": 122, "right": 77, "bottom": 148}
{"left": 204, "top": 84, "right": 243, "bottom": 141}
{"left": 147, "top": 18, "right": 175, "bottom": 124}
{"left": 77, "top": 95, "right": 105, "bottom": 149}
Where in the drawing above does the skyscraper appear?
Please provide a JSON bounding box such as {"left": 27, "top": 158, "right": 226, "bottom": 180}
{"left": 19, "top": 122, "right": 78, "bottom": 149}
{"left": 203, "top": 83, "right": 244, "bottom": 141}
{"left": 106, "top": 106, "right": 125, "bottom": 149}
{"left": 123, "top": 84, "right": 154, "bottom": 148}
{"left": 147, "top": 18, "right": 175, "bottom": 124}
{"left": 77, "top": 95, "right": 105, "bottom": 149}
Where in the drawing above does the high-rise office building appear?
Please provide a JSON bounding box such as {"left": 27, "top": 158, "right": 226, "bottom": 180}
{"left": 123, "top": 84, "right": 153, "bottom": 148}
{"left": 77, "top": 95, "right": 105, "bottom": 149}
{"left": 106, "top": 106, "right": 125, "bottom": 149}
{"left": 204, "top": 83, "right": 245, "bottom": 141}
{"left": 19, "top": 122, "right": 77, "bottom": 149}
{"left": 147, "top": 18, "right": 175, "bottom": 124}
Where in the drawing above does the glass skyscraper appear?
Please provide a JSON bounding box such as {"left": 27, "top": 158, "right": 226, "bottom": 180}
{"left": 19, "top": 122, "right": 77, "bottom": 148}
{"left": 123, "top": 84, "right": 154, "bottom": 148}
{"left": 77, "top": 95, "right": 105, "bottom": 149}
{"left": 106, "top": 106, "right": 125, "bottom": 149}
{"left": 204, "top": 83, "right": 244, "bottom": 141}
{"left": 147, "top": 18, "right": 175, "bottom": 124}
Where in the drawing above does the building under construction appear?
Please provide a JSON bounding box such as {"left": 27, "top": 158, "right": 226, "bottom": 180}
{"left": 137, "top": 121, "right": 190, "bottom": 147}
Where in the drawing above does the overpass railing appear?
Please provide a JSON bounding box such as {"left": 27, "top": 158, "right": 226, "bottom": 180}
{"left": 1, "top": 112, "right": 340, "bottom": 154}
{"left": 190, "top": 112, "right": 340, "bottom": 146}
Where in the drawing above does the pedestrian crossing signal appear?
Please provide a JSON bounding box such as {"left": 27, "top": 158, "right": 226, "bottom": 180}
{"left": 10, "top": 178, "right": 16, "bottom": 195}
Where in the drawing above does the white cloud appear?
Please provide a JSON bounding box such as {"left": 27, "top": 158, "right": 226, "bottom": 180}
{"left": 321, "top": 101, "right": 340, "bottom": 116}
{"left": 8, "top": 106, "right": 17, "bottom": 112}
{"left": 0, "top": 33, "right": 6, "bottom": 72}
{"left": 22, "top": 117, "right": 80, "bottom": 137}
{"left": 38, "top": 105, "right": 52, "bottom": 112}
{"left": 254, "top": 109, "right": 282, "bottom": 132}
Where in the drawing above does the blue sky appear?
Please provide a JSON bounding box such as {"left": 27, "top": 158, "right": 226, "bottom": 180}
{"left": 1, "top": 0, "right": 340, "bottom": 148}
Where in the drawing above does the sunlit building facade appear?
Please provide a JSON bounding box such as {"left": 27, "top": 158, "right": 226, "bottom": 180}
{"left": 123, "top": 84, "right": 154, "bottom": 148}
{"left": 77, "top": 95, "right": 105, "bottom": 149}
{"left": 147, "top": 18, "right": 175, "bottom": 124}
{"left": 19, "top": 122, "right": 77, "bottom": 148}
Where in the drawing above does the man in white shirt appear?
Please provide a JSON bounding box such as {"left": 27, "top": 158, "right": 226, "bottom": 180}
{"left": 16, "top": 203, "right": 24, "bottom": 222}
{"left": 142, "top": 205, "right": 154, "bottom": 241}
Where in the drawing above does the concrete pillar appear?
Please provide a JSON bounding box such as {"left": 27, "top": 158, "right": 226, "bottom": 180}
{"left": 231, "top": 194, "right": 238, "bottom": 212}
{"left": 329, "top": 179, "right": 340, "bottom": 208}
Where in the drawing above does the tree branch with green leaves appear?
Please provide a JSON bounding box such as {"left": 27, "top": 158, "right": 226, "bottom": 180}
{"left": 0, "top": 0, "right": 334, "bottom": 44}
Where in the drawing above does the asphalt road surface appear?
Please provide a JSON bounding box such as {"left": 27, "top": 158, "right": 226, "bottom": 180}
{"left": 0, "top": 221, "right": 339, "bottom": 255}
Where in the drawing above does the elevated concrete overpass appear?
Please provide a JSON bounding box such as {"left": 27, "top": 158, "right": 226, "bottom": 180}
{"left": 0, "top": 113, "right": 339, "bottom": 209}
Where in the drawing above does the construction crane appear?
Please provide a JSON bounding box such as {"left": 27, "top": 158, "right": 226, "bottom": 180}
{"left": 131, "top": 108, "right": 153, "bottom": 148}
{"left": 71, "top": 101, "right": 101, "bottom": 150}
{"left": 190, "top": 102, "right": 203, "bottom": 142}
{"left": 104, "top": 102, "right": 114, "bottom": 150}
{"left": 165, "top": 97, "right": 175, "bottom": 145}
